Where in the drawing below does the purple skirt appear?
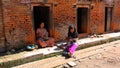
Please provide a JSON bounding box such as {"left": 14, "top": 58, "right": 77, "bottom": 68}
{"left": 67, "top": 43, "right": 78, "bottom": 54}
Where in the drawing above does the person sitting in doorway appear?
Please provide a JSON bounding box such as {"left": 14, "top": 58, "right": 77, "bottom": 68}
{"left": 36, "top": 22, "right": 54, "bottom": 47}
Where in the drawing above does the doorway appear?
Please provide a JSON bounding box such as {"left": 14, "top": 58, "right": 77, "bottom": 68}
{"left": 105, "top": 7, "right": 113, "bottom": 32}
{"left": 77, "top": 8, "right": 89, "bottom": 34}
{"left": 33, "top": 6, "right": 50, "bottom": 33}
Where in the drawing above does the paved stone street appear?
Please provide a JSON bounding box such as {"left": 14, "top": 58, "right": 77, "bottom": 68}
{"left": 73, "top": 41, "right": 120, "bottom": 68}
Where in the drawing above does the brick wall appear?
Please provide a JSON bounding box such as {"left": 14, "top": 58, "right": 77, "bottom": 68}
{"left": 112, "top": 0, "right": 120, "bottom": 31}
{"left": 0, "top": 0, "right": 5, "bottom": 52}
{"left": 2, "top": 0, "right": 35, "bottom": 50}
{"left": 53, "top": 0, "right": 76, "bottom": 41}
{"left": 89, "top": 1, "right": 120, "bottom": 34}
{"left": 0, "top": 0, "right": 76, "bottom": 50}
{"left": 0, "top": 0, "right": 120, "bottom": 51}
{"left": 89, "top": 2, "right": 105, "bottom": 34}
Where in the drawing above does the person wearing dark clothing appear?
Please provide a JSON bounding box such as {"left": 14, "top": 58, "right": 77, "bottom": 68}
{"left": 63, "top": 25, "right": 78, "bottom": 58}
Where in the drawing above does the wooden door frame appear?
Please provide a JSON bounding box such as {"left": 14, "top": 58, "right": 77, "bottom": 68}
{"left": 104, "top": 7, "right": 113, "bottom": 32}
{"left": 31, "top": 3, "right": 54, "bottom": 37}
{"left": 76, "top": 4, "right": 90, "bottom": 34}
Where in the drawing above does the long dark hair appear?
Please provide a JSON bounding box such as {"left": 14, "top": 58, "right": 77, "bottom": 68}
{"left": 68, "top": 25, "right": 77, "bottom": 38}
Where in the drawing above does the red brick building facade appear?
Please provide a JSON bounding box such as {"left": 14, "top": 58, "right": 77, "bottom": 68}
{"left": 0, "top": 0, "right": 120, "bottom": 52}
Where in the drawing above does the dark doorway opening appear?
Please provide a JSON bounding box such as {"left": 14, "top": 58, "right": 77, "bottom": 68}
{"left": 105, "top": 7, "right": 113, "bottom": 32}
{"left": 77, "top": 8, "right": 89, "bottom": 34}
{"left": 33, "top": 6, "right": 50, "bottom": 33}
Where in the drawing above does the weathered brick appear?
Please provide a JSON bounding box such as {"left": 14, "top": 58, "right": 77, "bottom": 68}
{"left": 0, "top": 0, "right": 5, "bottom": 52}
{"left": 0, "top": 0, "right": 120, "bottom": 51}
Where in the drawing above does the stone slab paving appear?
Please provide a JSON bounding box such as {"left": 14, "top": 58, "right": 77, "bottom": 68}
{"left": 12, "top": 40, "right": 120, "bottom": 68}
{"left": 74, "top": 42, "right": 120, "bottom": 68}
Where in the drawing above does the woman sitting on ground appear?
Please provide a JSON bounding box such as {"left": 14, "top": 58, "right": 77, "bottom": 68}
{"left": 64, "top": 24, "right": 78, "bottom": 58}
{"left": 36, "top": 22, "right": 54, "bottom": 47}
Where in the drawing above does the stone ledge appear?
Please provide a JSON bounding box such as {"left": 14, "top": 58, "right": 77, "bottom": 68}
{"left": 0, "top": 32, "right": 120, "bottom": 68}
{"left": 13, "top": 40, "right": 120, "bottom": 68}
